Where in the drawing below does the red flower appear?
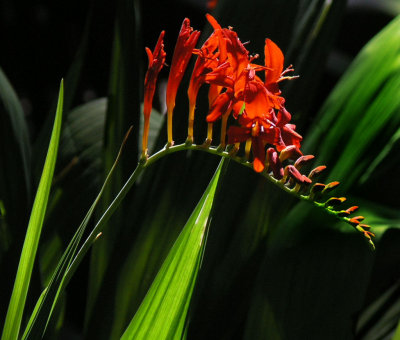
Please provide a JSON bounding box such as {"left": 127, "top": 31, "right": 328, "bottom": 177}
{"left": 203, "top": 15, "right": 250, "bottom": 123}
{"left": 227, "top": 117, "right": 279, "bottom": 172}
{"left": 166, "top": 18, "right": 200, "bottom": 144}
{"left": 232, "top": 76, "right": 273, "bottom": 121}
{"left": 142, "top": 31, "right": 166, "bottom": 156}
{"left": 187, "top": 31, "right": 220, "bottom": 141}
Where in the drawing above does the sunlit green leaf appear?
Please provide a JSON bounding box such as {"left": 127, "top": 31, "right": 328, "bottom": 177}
{"left": 121, "top": 159, "right": 227, "bottom": 340}
{"left": 21, "top": 125, "right": 134, "bottom": 340}
{"left": 1, "top": 80, "right": 63, "bottom": 340}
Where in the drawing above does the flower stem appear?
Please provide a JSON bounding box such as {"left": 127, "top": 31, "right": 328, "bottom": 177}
{"left": 143, "top": 143, "right": 363, "bottom": 233}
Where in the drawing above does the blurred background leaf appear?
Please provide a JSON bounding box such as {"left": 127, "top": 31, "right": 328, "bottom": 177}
{"left": 85, "top": 0, "right": 142, "bottom": 329}
{"left": 0, "top": 68, "right": 32, "bottom": 301}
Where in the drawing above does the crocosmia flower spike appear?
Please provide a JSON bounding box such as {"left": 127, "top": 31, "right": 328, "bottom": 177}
{"left": 139, "top": 14, "right": 375, "bottom": 249}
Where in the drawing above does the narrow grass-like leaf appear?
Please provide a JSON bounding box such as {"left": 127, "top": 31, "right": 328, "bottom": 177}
{"left": 121, "top": 158, "right": 227, "bottom": 340}
{"left": 44, "top": 98, "right": 106, "bottom": 238}
{"left": 1, "top": 80, "right": 63, "bottom": 340}
{"left": 86, "top": 0, "right": 142, "bottom": 326}
{"left": 21, "top": 127, "right": 135, "bottom": 340}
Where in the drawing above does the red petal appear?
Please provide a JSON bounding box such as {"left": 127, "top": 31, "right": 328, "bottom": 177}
{"left": 207, "top": 92, "right": 232, "bottom": 122}
{"left": 264, "top": 38, "right": 284, "bottom": 86}
{"left": 252, "top": 137, "right": 266, "bottom": 172}
{"left": 227, "top": 126, "right": 251, "bottom": 144}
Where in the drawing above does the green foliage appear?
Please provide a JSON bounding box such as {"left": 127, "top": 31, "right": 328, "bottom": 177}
{"left": 1, "top": 80, "right": 63, "bottom": 340}
{"left": 121, "top": 159, "right": 226, "bottom": 340}
{"left": 1, "top": 1, "right": 400, "bottom": 340}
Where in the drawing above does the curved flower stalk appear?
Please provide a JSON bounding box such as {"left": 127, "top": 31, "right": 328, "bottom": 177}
{"left": 140, "top": 15, "right": 375, "bottom": 249}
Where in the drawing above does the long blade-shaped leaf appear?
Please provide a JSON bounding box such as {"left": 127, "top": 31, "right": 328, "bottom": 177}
{"left": 1, "top": 80, "right": 63, "bottom": 340}
{"left": 86, "top": 0, "right": 142, "bottom": 326}
{"left": 121, "top": 158, "right": 227, "bottom": 340}
{"left": 304, "top": 14, "right": 400, "bottom": 190}
{"left": 21, "top": 127, "right": 134, "bottom": 340}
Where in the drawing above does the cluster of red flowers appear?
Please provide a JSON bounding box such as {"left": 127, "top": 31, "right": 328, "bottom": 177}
{"left": 142, "top": 15, "right": 375, "bottom": 247}
{"left": 143, "top": 14, "right": 301, "bottom": 173}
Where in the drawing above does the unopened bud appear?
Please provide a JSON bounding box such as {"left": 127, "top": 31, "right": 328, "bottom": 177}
{"left": 279, "top": 146, "right": 302, "bottom": 162}
{"left": 267, "top": 148, "right": 283, "bottom": 180}
{"left": 308, "top": 165, "right": 326, "bottom": 180}
{"left": 321, "top": 181, "right": 340, "bottom": 194}
{"left": 324, "top": 197, "right": 346, "bottom": 208}
{"left": 294, "top": 155, "right": 315, "bottom": 170}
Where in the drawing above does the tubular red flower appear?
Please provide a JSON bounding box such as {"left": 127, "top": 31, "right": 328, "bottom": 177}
{"left": 188, "top": 32, "right": 220, "bottom": 106}
{"left": 187, "top": 31, "right": 220, "bottom": 141}
{"left": 207, "top": 90, "right": 233, "bottom": 123}
{"left": 166, "top": 18, "right": 200, "bottom": 144}
{"left": 142, "top": 31, "right": 166, "bottom": 156}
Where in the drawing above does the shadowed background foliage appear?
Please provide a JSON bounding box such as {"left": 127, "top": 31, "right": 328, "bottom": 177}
{"left": 1, "top": 0, "right": 400, "bottom": 339}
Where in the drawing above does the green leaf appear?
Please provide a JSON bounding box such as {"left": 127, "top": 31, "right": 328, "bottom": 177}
{"left": 86, "top": 0, "right": 142, "bottom": 326}
{"left": 43, "top": 97, "right": 106, "bottom": 238}
{"left": 243, "top": 200, "right": 375, "bottom": 339}
{"left": 121, "top": 158, "right": 227, "bottom": 340}
{"left": 0, "top": 67, "right": 32, "bottom": 240}
{"left": 30, "top": 98, "right": 107, "bottom": 336}
{"left": 1, "top": 80, "right": 63, "bottom": 340}
{"left": 21, "top": 126, "right": 135, "bottom": 340}
{"left": 304, "top": 14, "right": 400, "bottom": 191}
{"left": 356, "top": 281, "right": 400, "bottom": 339}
